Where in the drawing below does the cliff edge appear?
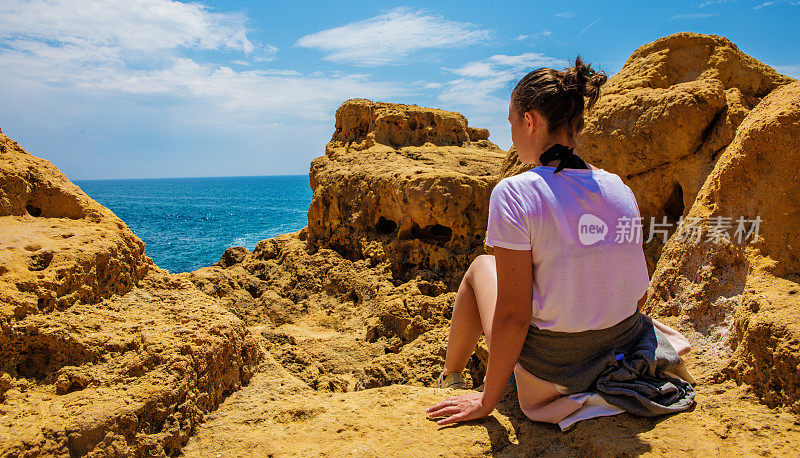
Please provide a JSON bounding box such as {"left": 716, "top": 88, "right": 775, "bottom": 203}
{"left": 0, "top": 134, "right": 260, "bottom": 456}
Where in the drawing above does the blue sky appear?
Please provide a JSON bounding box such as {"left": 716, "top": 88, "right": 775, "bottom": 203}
{"left": 0, "top": 0, "right": 797, "bottom": 180}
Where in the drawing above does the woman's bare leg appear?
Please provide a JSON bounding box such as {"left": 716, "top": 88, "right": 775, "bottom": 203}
{"left": 442, "top": 254, "right": 498, "bottom": 375}
{"left": 442, "top": 254, "right": 563, "bottom": 409}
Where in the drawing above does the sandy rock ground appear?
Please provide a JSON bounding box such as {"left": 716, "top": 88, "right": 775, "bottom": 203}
{"left": 0, "top": 267, "right": 259, "bottom": 457}
{"left": 182, "top": 331, "right": 800, "bottom": 456}
{"left": 175, "top": 227, "right": 800, "bottom": 457}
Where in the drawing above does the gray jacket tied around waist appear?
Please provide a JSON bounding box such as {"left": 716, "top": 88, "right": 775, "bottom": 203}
{"left": 516, "top": 310, "right": 696, "bottom": 417}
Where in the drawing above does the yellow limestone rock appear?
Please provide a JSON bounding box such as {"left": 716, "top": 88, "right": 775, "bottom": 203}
{"left": 185, "top": 82, "right": 800, "bottom": 454}
{"left": 0, "top": 134, "right": 259, "bottom": 456}
{"left": 646, "top": 81, "right": 800, "bottom": 412}
{"left": 308, "top": 98, "right": 506, "bottom": 289}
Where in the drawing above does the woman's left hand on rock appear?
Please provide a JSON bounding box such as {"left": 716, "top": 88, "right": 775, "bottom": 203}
{"left": 425, "top": 392, "right": 493, "bottom": 426}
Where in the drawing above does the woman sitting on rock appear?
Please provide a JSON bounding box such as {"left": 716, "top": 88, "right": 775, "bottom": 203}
{"left": 425, "top": 56, "right": 697, "bottom": 430}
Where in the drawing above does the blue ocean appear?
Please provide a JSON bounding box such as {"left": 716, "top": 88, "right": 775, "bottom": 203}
{"left": 75, "top": 175, "right": 312, "bottom": 273}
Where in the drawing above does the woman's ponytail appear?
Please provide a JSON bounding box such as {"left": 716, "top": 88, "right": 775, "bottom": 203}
{"left": 561, "top": 55, "right": 607, "bottom": 111}
{"left": 511, "top": 55, "right": 608, "bottom": 141}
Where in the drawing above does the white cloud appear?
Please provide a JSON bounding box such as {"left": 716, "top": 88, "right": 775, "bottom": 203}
{"left": 754, "top": 0, "right": 800, "bottom": 8}
{"left": 514, "top": 30, "right": 552, "bottom": 41}
{"left": 436, "top": 53, "right": 567, "bottom": 109}
{"left": 0, "top": 0, "right": 263, "bottom": 55}
{"left": 0, "top": 0, "right": 405, "bottom": 122}
{"left": 772, "top": 64, "right": 800, "bottom": 79}
{"left": 294, "top": 6, "right": 492, "bottom": 66}
{"left": 699, "top": 0, "right": 737, "bottom": 7}
{"left": 555, "top": 12, "right": 575, "bottom": 18}
{"left": 670, "top": 13, "right": 718, "bottom": 19}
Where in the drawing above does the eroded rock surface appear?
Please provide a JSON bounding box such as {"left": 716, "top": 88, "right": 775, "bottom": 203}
{"left": 580, "top": 33, "right": 795, "bottom": 274}
{"left": 182, "top": 229, "right": 487, "bottom": 394}
{"left": 182, "top": 33, "right": 800, "bottom": 453}
{"left": 0, "top": 134, "right": 152, "bottom": 320}
{"left": 0, "top": 134, "right": 260, "bottom": 456}
{"left": 645, "top": 81, "right": 800, "bottom": 412}
{"left": 308, "top": 98, "right": 506, "bottom": 289}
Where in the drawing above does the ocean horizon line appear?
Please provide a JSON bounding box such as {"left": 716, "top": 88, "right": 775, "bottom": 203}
{"left": 74, "top": 173, "right": 311, "bottom": 183}
{"left": 74, "top": 173, "right": 312, "bottom": 273}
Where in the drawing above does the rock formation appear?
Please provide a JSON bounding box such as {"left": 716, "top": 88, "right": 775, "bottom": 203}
{"left": 2, "top": 32, "right": 800, "bottom": 456}
{"left": 0, "top": 134, "right": 152, "bottom": 318}
{"left": 308, "top": 99, "right": 505, "bottom": 289}
{"left": 0, "top": 134, "right": 259, "bottom": 456}
{"left": 580, "top": 33, "right": 794, "bottom": 275}
{"left": 181, "top": 99, "right": 509, "bottom": 393}
{"left": 646, "top": 81, "right": 800, "bottom": 412}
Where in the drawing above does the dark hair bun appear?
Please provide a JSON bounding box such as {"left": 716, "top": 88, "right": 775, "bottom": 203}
{"left": 561, "top": 55, "right": 607, "bottom": 110}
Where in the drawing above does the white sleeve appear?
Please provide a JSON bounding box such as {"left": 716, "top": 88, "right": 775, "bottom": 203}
{"left": 484, "top": 179, "right": 534, "bottom": 251}
{"left": 625, "top": 185, "right": 643, "bottom": 219}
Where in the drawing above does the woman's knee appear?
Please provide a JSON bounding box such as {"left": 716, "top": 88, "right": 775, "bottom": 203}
{"left": 465, "top": 254, "right": 495, "bottom": 284}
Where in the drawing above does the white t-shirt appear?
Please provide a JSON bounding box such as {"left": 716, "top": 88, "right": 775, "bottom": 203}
{"left": 484, "top": 165, "right": 650, "bottom": 332}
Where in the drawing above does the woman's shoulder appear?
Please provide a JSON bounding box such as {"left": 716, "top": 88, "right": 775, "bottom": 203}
{"left": 498, "top": 169, "right": 546, "bottom": 186}
{"left": 491, "top": 172, "right": 545, "bottom": 207}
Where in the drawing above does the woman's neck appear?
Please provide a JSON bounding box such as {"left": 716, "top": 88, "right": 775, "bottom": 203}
{"left": 536, "top": 141, "right": 595, "bottom": 171}
{"left": 543, "top": 131, "right": 575, "bottom": 151}
{"left": 537, "top": 132, "right": 577, "bottom": 167}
